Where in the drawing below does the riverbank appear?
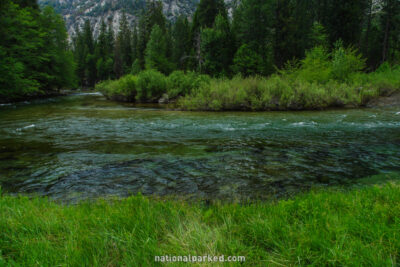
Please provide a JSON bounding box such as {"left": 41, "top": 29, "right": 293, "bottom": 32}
{"left": 1, "top": 175, "right": 399, "bottom": 266}
{"left": 96, "top": 48, "right": 400, "bottom": 111}
{"left": 0, "top": 90, "right": 68, "bottom": 104}
{"left": 98, "top": 73, "right": 400, "bottom": 111}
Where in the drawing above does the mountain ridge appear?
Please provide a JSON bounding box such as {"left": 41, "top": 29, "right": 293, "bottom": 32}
{"left": 38, "top": 0, "right": 236, "bottom": 38}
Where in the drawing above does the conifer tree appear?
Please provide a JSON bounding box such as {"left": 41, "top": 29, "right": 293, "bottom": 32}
{"left": 172, "top": 16, "right": 191, "bottom": 70}
{"left": 145, "top": 24, "right": 173, "bottom": 74}
{"left": 137, "top": 1, "right": 166, "bottom": 68}
{"left": 201, "top": 14, "right": 235, "bottom": 76}
{"left": 118, "top": 12, "right": 132, "bottom": 74}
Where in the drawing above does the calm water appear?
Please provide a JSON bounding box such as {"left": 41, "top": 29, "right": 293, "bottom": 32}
{"left": 0, "top": 93, "right": 399, "bottom": 201}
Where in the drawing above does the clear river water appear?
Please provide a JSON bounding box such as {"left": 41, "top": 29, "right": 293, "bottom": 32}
{"left": 0, "top": 93, "right": 399, "bottom": 201}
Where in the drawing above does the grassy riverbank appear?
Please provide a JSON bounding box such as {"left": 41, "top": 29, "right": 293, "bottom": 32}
{"left": 96, "top": 46, "right": 400, "bottom": 111}
{"left": 1, "top": 175, "right": 399, "bottom": 266}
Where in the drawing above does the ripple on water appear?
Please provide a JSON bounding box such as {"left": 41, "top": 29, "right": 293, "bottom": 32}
{"left": 0, "top": 94, "right": 399, "bottom": 201}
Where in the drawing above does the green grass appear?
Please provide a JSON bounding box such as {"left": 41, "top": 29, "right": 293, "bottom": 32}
{"left": 1, "top": 177, "right": 400, "bottom": 266}
{"left": 178, "top": 75, "right": 364, "bottom": 111}
{"left": 178, "top": 61, "right": 400, "bottom": 111}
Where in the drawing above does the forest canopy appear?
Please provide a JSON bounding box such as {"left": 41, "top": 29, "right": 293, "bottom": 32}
{"left": 1, "top": 0, "right": 400, "bottom": 102}
{"left": 0, "top": 0, "right": 76, "bottom": 102}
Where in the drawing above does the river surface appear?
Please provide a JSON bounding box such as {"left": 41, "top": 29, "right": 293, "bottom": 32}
{"left": 0, "top": 93, "right": 399, "bottom": 201}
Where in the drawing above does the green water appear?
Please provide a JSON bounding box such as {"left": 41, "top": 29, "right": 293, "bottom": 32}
{"left": 0, "top": 93, "right": 399, "bottom": 201}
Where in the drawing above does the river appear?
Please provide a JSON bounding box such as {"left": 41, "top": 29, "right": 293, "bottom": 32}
{"left": 0, "top": 92, "right": 399, "bottom": 201}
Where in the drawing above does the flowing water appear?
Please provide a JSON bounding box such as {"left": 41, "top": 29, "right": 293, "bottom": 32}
{"left": 0, "top": 93, "right": 399, "bottom": 201}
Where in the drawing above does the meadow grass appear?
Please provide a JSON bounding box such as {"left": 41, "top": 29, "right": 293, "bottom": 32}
{"left": 1, "top": 175, "right": 399, "bottom": 266}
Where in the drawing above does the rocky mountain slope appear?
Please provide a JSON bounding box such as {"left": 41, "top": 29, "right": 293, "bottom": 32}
{"left": 39, "top": 0, "right": 236, "bottom": 38}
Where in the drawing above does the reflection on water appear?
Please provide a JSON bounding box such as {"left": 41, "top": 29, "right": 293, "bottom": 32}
{"left": 0, "top": 93, "right": 399, "bottom": 201}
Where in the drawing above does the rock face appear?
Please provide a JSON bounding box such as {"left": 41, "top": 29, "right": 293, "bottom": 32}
{"left": 38, "top": 0, "right": 237, "bottom": 38}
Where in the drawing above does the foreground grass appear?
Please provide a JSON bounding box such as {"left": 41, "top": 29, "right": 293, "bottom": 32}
{"left": 1, "top": 181, "right": 399, "bottom": 266}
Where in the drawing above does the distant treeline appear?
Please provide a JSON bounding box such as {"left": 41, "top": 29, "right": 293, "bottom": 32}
{"left": 1, "top": 0, "right": 400, "bottom": 102}
{"left": 0, "top": 0, "right": 76, "bottom": 102}
{"left": 74, "top": 0, "right": 400, "bottom": 87}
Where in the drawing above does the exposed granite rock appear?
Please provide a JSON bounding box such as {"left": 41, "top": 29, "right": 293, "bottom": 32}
{"left": 38, "top": 0, "right": 238, "bottom": 38}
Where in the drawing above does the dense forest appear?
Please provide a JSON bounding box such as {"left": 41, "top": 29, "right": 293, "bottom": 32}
{"left": 0, "top": 0, "right": 76, "bottom": 102}
{"left": 73, "top": 0, "right": 400, "bottom": 85}
{"left": 1, "top": 0, "right": 400, "bottom": 106}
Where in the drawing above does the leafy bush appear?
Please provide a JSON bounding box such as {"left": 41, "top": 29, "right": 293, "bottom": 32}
{"left": 286, "top": 43, "right": 365, "bottom": 84}
{"left": 295, "top": 46, "right": 332, "bottom": 83}
{"left": 352, "top": 63, "right": 400, "bottom": 95}
{"left": 330, "top": 42, "right": 365, "bottom": 81}
{"left": 166, "top": 71, "right": 210, "bottom": 99}
{"left": 136, "top": 70, "right": 167, "bottom": 102}
{"left": 96, "top": 75, "right": 137, "bottom": 102}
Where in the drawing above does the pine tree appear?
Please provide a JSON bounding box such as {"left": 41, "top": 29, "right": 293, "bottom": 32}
{"left": 106, "top": 19, "right": 115, "bottom": 57}
{"left": 232, "top": 44, "right": 263, "bottom": 77}
{"left": 132, "top": 23, "right": 139, "bottom": 63}
{"left": 232, "top": 0, "right": 275, "bottom": 74}
{"left": 380, "top": 0, "right": 400, "bottom": 64}
{"left": 39, "top": 6, "right": 76, "bottom": 89}
{"left": 274, "top": 0, "right": 316, "bottom": 68}
{"left": 316, "top": 0, "right": 369, "bottom": 47}
{"left": 137, "top": 1, "right": 166, "bottom": 69}
{"left": 117, "top": 12, "right": 132, "bottom": 74}
{"left": 145, "top": 24, "right": 173, "bottom": 74}
{"left": 97, "top": 19, "right": 108, "bottom": 58}
{"left": 172, "top": 16, "right": 191, "bottom": 70}
{"left": 95, "top": 19, "right": 113, "bottom": 81}
{"left": 191, "top": 0, "right": 228, "bottom": 72}
{"left": 0, "top": 0, "right": 76, "bottom": 101}
{"left": 201, "top": 14, "right": 235, "bottom": 76}
{"left": 14, "top": 0, "right": 38, "bottom": 9}
{"left": 192, "top": 0, "right": 227, "bottom": 32}
{"left": 114, "top": 36, "right": 124, "bottom": 78}
{"left": 82, "top": 20, "right": 96, "bottom": 86}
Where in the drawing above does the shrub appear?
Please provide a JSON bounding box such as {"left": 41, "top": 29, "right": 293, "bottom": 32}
{"left": 166, "top": 71, "right": 210, "bottom": 99}
{"left": 330, "top": 42, "right": 365, "bottom": 82}
{"left": 288, "top": 43, "right": 365, "bottom": 84}
{"left": 96, "top": 75, "right": 137, "bottom": 102}
{"left": 136, "top": 70, "right": 167, "bottom": 102}
{"left": 363, "top": 63, "right": 400, "bottom": 95}
{"left": 296, "top": 46, "right": 331, "bottom": 84}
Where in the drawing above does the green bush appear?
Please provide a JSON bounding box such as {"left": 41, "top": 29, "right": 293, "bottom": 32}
{"left": 295, "top": 46, "right": 332, "bottom": 84}
{"left": 166, "top": 71, "right": 210, "bottom": 99}
{"left": 355, "top": 63, "right": 400, "bottom": 95}
{"left": 96, "top": 75, "right": 137, "bottom": 102}
{"left": 330, "top": 43, "right": 365, "bottom": 82}
{"left": 136, "top": 70, "right": 167, "bottom": 102}
{"left": 286, "top": 43, "right": 365, "bottom": 84}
